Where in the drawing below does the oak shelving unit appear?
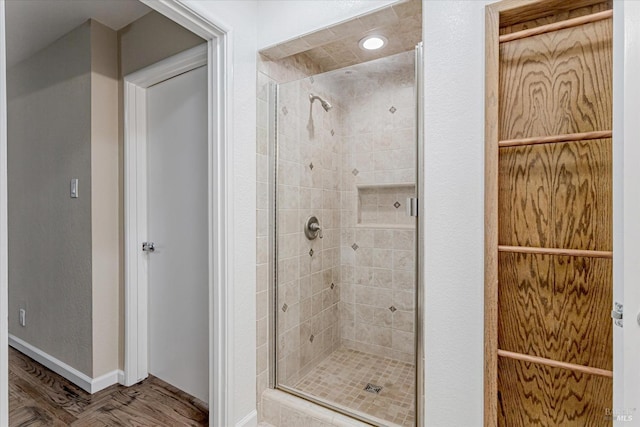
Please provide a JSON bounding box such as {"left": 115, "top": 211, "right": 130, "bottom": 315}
{"left": 485, "top": 0, "right": 614, "bottom": 425}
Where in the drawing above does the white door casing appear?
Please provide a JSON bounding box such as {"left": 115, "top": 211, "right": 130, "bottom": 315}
{"left": 147, "top": 64, "right": 208, "bottom": 402}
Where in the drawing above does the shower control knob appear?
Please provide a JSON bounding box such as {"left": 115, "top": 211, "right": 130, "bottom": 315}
{"left": 305, "top": 216, "right": 323, "bottom": 240}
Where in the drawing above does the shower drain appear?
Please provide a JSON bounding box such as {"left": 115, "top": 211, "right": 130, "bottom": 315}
{"left": 364, "top": 383, "right": 383, "bottom": 394}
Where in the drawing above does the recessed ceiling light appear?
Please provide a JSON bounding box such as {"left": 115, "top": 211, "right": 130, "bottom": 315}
{"left": 359, "top": 35, "right": 387, "bottom": 51}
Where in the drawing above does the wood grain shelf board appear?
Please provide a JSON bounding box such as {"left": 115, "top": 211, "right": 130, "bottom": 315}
{"left": 497, "top": 356, "right": 613, "bottom": 426}
{"left": 499, "top": 18, "right": 612, "bottom": 141}
{"left": 498, "top": 252, "right": 612, "bottom": 370}
{"left": 498, "top": 139, "right": 612, "bottom": 251}
{"left": 499, "top": 9, "right": 612, "bottom": 43}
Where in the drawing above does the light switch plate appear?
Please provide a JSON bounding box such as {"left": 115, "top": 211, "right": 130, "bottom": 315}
{"left": 70, "top": 178, "right": 78, "bottom": 198}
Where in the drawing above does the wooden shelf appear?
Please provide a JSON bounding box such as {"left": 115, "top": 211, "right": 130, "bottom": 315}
{"left": 498, "top": 245, "right": 612, "bottom": 259}
{"left": 498, "top": 130, "right": 612, "bottom": 148}
{"left": 498, "top": 349, "right": 613, "bottom": 378}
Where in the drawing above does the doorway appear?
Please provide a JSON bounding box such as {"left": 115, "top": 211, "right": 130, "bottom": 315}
{"left": 0, "top": 0, "right": 232, "bottom": 424}
{"left": 124, "top": 46, "right": 209, "bottom": 402}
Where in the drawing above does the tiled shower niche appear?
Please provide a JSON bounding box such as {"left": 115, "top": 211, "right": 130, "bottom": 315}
{"left": 357, "top": 184, "right": 415, "bottom": 227}
{"left": 273, "top": 50, "right": 416, "bottom": 427}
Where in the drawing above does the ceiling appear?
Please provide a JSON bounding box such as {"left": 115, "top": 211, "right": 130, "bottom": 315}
{"left": 5, "top": 0, "right": 151, "bottom": 68}
{"left": 260, "top": 0, "right": 421, "bottom": 73}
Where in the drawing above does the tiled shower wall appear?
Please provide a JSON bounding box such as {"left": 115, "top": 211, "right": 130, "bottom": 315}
{"left": 256, "top": 50, "right": 417, "bottom": 419}
{"left": 338, "top": 52, "right": 416, "bottom": 363}
{"left": 256, "top": 53, "right": 324, "bottom": 415}
{"left": 275, "top": 75, "right": 342, "bottom": 386}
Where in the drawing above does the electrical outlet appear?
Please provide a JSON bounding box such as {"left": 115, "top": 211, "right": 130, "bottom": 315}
{"left": 19, "top": 309, "right": 26, "bottom": 327}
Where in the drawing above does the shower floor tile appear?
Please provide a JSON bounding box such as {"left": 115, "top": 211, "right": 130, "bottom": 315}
{"left": 294, "top": 347, "right": 415, "bottom": 426}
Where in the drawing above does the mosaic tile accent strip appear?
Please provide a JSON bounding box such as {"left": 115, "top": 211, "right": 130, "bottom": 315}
{"left": 294, "top": 347, "right": 415, "bottom": 427}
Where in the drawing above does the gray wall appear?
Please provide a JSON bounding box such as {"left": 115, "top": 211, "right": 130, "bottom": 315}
{"left": 118, "top": 11, "right": 205, "bottom": 76}
{"left": 8, "top": 22, "right": 93, "bottom": 375}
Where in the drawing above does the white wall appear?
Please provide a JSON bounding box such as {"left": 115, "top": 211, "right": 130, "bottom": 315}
{"left": 256, "top": 0, "right": 399, "bottom": 49}
{"left": 422, "top": 1, "right": 490, "bottom": 425}
{"left": 620, "top": 1, "right": 640, "bottom": 422}
{"left": 178, "top": 1, "right": 259, "bottom": 425}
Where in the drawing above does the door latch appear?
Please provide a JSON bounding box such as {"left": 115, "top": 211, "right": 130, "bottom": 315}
{"left": 611, "top": 302, "right": 623, "bottom": 327}
{"left": 142, "top": 242, "right": 155, "bottom": 252}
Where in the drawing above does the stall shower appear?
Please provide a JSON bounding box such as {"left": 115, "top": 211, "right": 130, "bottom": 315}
{"left": 271, "top": 50, "right": 419, "bottom": 427}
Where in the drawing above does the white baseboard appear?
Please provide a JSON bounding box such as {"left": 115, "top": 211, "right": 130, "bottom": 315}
{"left": 236, "top": 409, "right": 258, "bottom": 427}
{"left": 91, "top": 368, "right": 124, "bottom": 393}
{"left": 9, "top": 334, "right": 122, "bottom": 394}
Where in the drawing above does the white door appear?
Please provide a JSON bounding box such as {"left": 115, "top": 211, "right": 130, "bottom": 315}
{"left": 146, "top": 64, "right": 208, "bottom": 402}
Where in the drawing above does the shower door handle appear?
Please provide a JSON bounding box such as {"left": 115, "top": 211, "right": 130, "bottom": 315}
{"left": 406, "top": 198, "right": 418, "bottom": 217}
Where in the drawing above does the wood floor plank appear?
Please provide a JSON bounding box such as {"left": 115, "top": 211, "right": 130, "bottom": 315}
{"left": 10, "top": 377, "right": 78, "bottom": 425}
{"left": 8, "top": 347, "right": 208, "bottom": 427}
{"left": 8, "top": 403, "right": 69, "bottom": 427}
{"left": 9, "top": 348, "right": 94, "bottom": 417}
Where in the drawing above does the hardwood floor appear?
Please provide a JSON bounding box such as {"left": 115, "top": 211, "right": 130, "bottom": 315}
{"left": 8, "top": 347, "right": 208, "bottom": 426}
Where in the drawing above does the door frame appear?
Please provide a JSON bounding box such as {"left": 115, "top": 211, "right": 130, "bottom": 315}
{"left": 126, "top": 2, "right": 233, "bottom": 426}
{"left": 123, "top": 43, "right": 206, "bottom": 385}
{"left": 0, "top": 0, "right": 8, "bottom": 424}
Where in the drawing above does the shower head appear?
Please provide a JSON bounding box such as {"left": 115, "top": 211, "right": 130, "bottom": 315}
{"left": 309, "top": 93, "right": 333, "bottom": 112}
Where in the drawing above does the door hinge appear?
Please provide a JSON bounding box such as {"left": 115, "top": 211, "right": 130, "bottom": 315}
{"left": 406, "top": 197, "right": 418, "bottom": 217}
{"left": 612, "top": 302, "right": 623, "bottom": 327}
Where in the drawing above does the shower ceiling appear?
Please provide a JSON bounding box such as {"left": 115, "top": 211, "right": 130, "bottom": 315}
{"left": 260, "top": 0, "right": 421, "bottom": 73}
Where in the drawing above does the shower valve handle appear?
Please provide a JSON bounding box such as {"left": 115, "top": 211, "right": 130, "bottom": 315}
{"left": 309, "top": 222, "right": 323, "bottom": 238}
{"left": 305, "top": 216, "right": 323, "bottom": 240}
